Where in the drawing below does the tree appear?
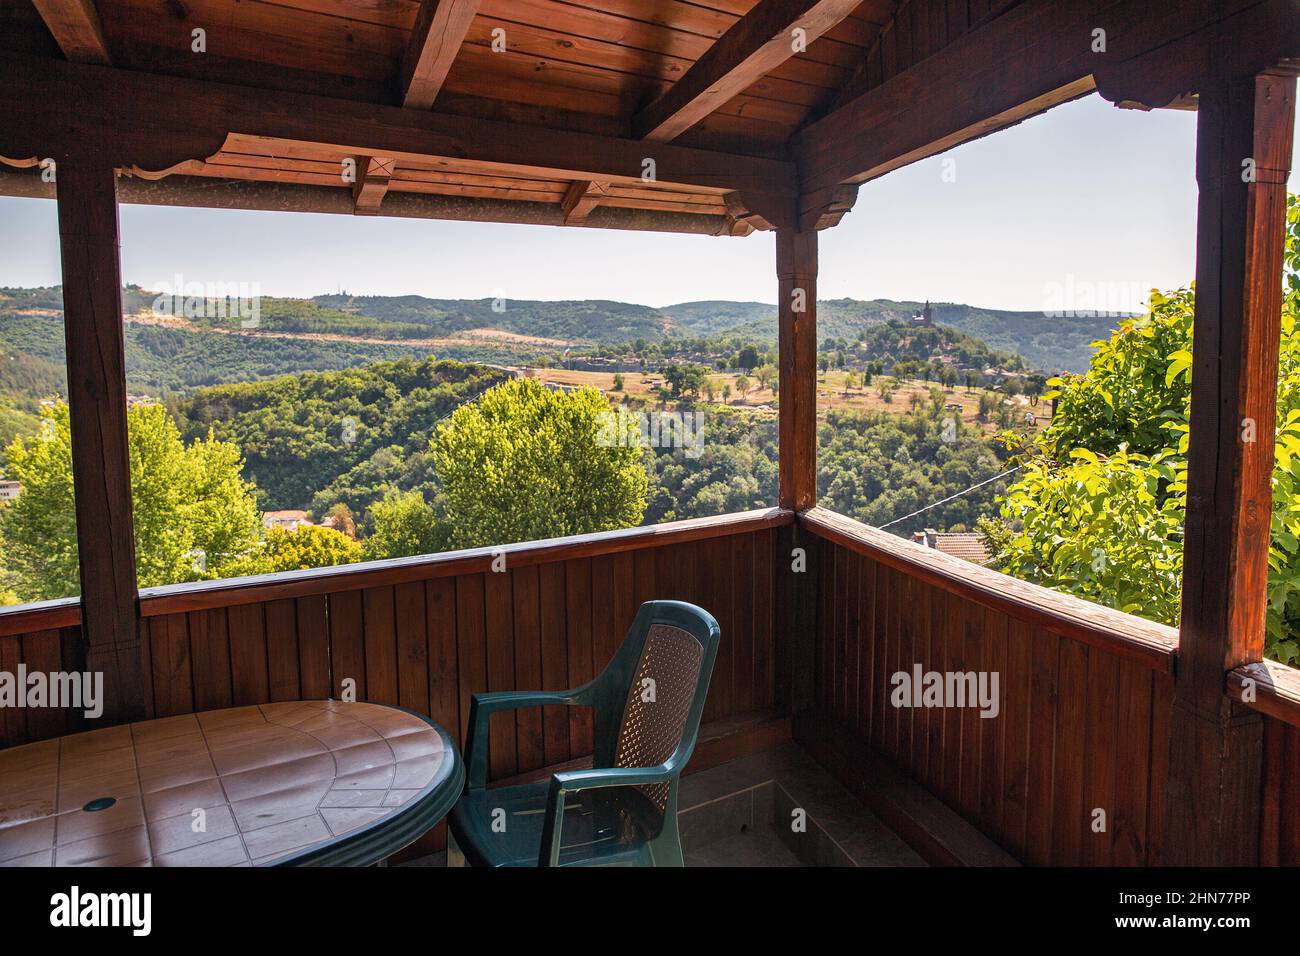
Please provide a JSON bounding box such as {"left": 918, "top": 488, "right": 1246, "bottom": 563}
{"left": 663, "top": 363, "right": 707, "bottom": 399}
{"left": 612, "top": 373, "right": 625, "bottom": 392}
{"left": 722, "top": 383, "right": 732, "bottom": 404}
{"left": 323, "top": 501, "right": 357, "bottom": 538}
{"left": 241, "top": 525, "right": 362, "bottom": 574}
{"left": 431, "top": 378, "right": 648, "bottom": 548}
{"left": 735, "top": 375, "right": 751, "bottom": 400}
{"left": 0, "top": 402, "right": 262, "bottom": 601}
{"left": 364, "top": 488, "right": 447, "bottom": 560}
{"left": 736, "top": 345, "right": 760, "bottom": 371}
{"left": 984, "top": 192, "right": 1300, "bottom": 664}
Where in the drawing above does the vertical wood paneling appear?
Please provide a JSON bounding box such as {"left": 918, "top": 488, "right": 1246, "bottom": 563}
{"left": 264, "top": 598, "right": 300, "bottom": 702}
{"left": 591, "top": 554, "right": 618, "bottom": 675}
{"left": 328, "top": 589, "right": 365, "bottom": 702}
{"left": 362, "top": 586, "right": 399, "bottom": 706}
{"left": 511, "top": 565, "right": 545, "bottom": 775}
{"left": 484, "top": 570, "right": 516, "bottom": 780}
{"left": 1050, "top": 638, "right": 1087, "bottom": 865}
{"left": 1001, "top": 618, "right": 1031, "bottom": 858}
{"left": 150, "top": 613, "right": 193, "bottom": 717}
{"left": 454, "top": 574, "right": 487, "bottom": 750}
{"left": 188, "top": 608, "right": 231, "bottom": 712}
{"left": 22, "top": 630, "right": 67, "bottom": 742}
{"left": 802, "top": 540, "right": 1187, "bottom": 867}
{"left": 977, "top": 606, "right": 1006, "bottom": 835}
{"left": 226, "top": 603, "right": 269, "bottom": 705}
{"left": 1024, "top": 628, "right": 1060, "bottom": 865}
{"left": 296, "top": 595, "right": 330, "bottom": 700}
{"left": 957, "top": 598, "right": 981, "bottom": 815}
{"left": 564, "top": 558, "right": 594, "bottom": 757}
{"left": 1112, "top": 661, "right": 1152, "bottom": 865}
{"left": 0, "top": 634, "right": 25, "bottom": 746}
{"left": 1082, "top": 648, "right": 1119, "bottom": 866}
{"left": 538, "top": 561, "right": 569, "bottom": 765}
{"left": 753, "top": 529, "right": 774, "bottom": 711}
{"left": 394, "top": 581, "right": 428, "bottom": 714}
{"left": 425, "top": 577, "right": 459, "bottom": 740}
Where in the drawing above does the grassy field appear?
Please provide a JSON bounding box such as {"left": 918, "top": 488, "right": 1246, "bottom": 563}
{"left": 526, "top": 367, "right": 1046, "bottom": 433}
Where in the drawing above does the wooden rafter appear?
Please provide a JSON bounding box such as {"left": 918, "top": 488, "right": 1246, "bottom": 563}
{"left": 352, "top": 155, "right": 396, "bottom": 215}
{"left": 400, "top": 0, "right": 480, "bottom": 110}
{"left": 633, "top": 0, "right": 862, "bottom": 142}
{"left": 0, "top": 53, "right": 795, "bottom": 208}
{"left": 559, "top": 180, "right": 608, "bottom": 225}
{"left": 30, "top": 0, "right": 111, "bottom": 65}
{"left": 796, "top": 0, "right": 1300, "bottom": 194}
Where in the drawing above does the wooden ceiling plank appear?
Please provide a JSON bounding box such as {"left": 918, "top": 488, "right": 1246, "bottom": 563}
{"left": 30, "top": 0, "right": 111, "bottom": 65}
{"left": 633, "top": 0, "right": 864, "bottom": 141}
{"left": 401, "top": 0, "right": 481, "bottom": 109}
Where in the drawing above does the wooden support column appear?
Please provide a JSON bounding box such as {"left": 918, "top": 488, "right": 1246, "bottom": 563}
{"left": 1165, "top": 72, "right": 1296, "bottom": 866}
{"left": 55, "top": 159, "right": 144, "bottom": 723}
{"left": 777, "top": 227, "right": 817, "bottom": 511}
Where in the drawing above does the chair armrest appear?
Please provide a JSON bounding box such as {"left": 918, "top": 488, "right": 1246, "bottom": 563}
{"left": 463, "top": 689, "right": 590, "bottom": 791}
{"left": 537, "top": 764, "right": 675, "bottom": 867}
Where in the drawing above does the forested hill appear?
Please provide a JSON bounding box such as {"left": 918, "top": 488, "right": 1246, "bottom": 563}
{"left": 660, "top": 299, "right": 1120, "bottom": 373}
{"left": 309, "top": 293, "right": 1117, "bottom": 370}
{"left": 0, "top": 286, "right": 1118, "bottom": 377}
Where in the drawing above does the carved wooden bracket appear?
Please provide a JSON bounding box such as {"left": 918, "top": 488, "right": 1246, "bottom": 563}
{"left": 723, "top": 188, "right": 798, "bottom": 232}
{"left": 798, "top": 184, "right": 858, "bottom": 231}
{"left": 1093, "top": 0, "right": 1300, "bottom": 110}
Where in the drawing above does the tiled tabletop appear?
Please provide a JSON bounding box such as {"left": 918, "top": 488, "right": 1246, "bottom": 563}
{"left": 0, "top": 700, "right": 458, "bottom": 867}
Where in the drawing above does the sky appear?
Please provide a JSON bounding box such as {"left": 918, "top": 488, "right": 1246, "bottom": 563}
{"left": 2, "top": 94, "right": 1298, "bottom": 314}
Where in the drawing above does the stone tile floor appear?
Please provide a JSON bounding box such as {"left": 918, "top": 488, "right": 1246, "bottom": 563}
{"left": 399, "top": 741, "right": 926, "bottom": 867}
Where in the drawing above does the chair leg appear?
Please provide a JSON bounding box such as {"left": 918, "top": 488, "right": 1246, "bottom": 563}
{"left": 447, "top": 827, "right": 468, "bottom": 867}
{"left": 648, "top": 826, "right": 686, "bottom": 867}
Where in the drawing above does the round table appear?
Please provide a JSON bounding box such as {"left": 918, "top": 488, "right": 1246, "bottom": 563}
{"left": 0, "top": 700, "right": 463, "bottom": 867}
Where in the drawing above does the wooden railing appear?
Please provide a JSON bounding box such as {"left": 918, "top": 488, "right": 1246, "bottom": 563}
{"left": 1229, "top": 661, "right": 1300, "bottom": 864}
{"left": 0, "top": 509, "right": 791, "bottom": 762}
{"left": 797, "top": 507, "right": 1179, "bottom": 866}
{"left": 5, "top": 501, "right": 1296, "bottom": 865}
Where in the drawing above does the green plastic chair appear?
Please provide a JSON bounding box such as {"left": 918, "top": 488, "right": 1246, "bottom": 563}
{"left": 448, "top": 599, "right": 720, "bottom": 867}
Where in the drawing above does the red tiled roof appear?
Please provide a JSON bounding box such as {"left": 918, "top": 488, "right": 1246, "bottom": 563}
{"left": 931, "top": 533, "right": 990, "bottom": 565}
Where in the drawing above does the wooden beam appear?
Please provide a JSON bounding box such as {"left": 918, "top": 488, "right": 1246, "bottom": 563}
{"left": 0, "top": 167, "right": 748, "bottom": 236}
{"left": 795, "top": 0, "right": 1300, "bottom": 193}
{"left": 634, "top": 0, "right": 862, "bottom": 142}
{"left": 352, "top": 155, "right": 395, "bottom": 215}
{"left": 1165, "top": 71, "right": 1296, "bottom": 866}
{"left": 30, "top": 0, "right": 111, "bottom": 65}
{"left": 0, "top": 53, "right": 795, "bottom": 205}
{"left": 560, "top": 180, "right": 608, "bottom": 225}
{"left": 777, "top": 228, "right": 817, "bottom": 511}
{"left": 400, "top": 0, "right": 481, "bottom": 109}
{"left": 54, "top": 159, "right": 145, "bottom": 723}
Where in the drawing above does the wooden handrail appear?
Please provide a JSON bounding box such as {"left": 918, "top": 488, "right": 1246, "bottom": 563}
{"left": 798, "top": 506, "right": 1179, "bottom": 674}
{"left": 1227, "top": 661, "right": 1300, "bottom": 728}
{"left": 0, "top": 596, "right": 82, "bottom": 637}
{"left": 139, "top": 507, "right": 794, "bottom": 616}
{"left": 0, "top": 508, "right": 793, "bottom": 631}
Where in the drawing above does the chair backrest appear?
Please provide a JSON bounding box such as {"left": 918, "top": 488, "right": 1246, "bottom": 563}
{"left": 591, "top": 601, "right": 720, "bottom": 809}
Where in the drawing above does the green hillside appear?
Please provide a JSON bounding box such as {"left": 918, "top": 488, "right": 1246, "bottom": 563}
{"left": 661, "top": 299, "right": 1120, "bottom": 372}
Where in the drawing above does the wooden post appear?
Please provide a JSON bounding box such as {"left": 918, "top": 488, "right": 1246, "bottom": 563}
{"left": 55, "top": 159, "right": 145, "bottom": 723}
{"left": 777, "top": 227, "right": 817, "bottom": 511}
{"left": 1165, "top": 72, "right": 1296, "bottom": 865}
{"left": 776, "top": 227, "right": 819, "bottom": 716}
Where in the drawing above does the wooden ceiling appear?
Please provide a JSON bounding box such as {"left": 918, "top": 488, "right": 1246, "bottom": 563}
{"left": 5, "top": 1, "right": 1291, "bottom": 232}
{"left": 0, "top": 0, "right": 933, "bottom": 228}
